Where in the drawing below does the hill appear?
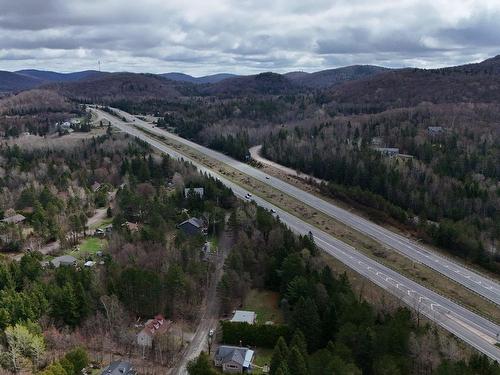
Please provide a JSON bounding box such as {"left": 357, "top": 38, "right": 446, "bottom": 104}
{"left": 15, "top": 69, "right": 105, "bottom": 82}
{"left": 286, "top": 65, "right": 390, "bottom": 88}
{"left": 327, "top": 55, "right": 500, "bottom": 110}
{"left": 0, "top": 71, "right": 43, "bottom": 92}
{"left": 201, "top": 72, "right": 297, "bottom": 96}
{"left": 161, "top": 72, "right": 237, "bottom": 84}
{"left": 49, "top": 72, "right": 191, "bottom": 103}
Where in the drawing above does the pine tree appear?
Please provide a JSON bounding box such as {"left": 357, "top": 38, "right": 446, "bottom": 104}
{"left": 270, "top": 337, "right": 289, "bottom": 375}
{"left": 290, "top": 330, "right": 308, "bottom": 359}
{"left": 291, "top": 297, "right": 321, "bottom": 351}
{"left": 287, "top": 346, "right": 308, "bottom": 375}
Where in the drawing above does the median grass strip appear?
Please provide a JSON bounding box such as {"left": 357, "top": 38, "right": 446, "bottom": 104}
{"left": 254, "top": 159, "right": 500, "bottom": 284}
{"left": 134, "top": 125, "right": 500, "bottom": 324}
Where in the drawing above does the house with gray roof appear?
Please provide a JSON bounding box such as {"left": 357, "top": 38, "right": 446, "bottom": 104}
{"left": 214, "top": 345, "right": 254, "bottom": 373}
{"left": 1, "top": 214, "right": 26, "bottom": 225}
{"left": 101, "top": 360, "right": 135, "bottom": 375}
{"left": 50, "top": 255, "right": 77, "bottom": 268}
{"left": 177, "top": 217, "right": 207, "bottom": 236}
{"left": 374, "top": 147, "right": 400, "bottom": 157}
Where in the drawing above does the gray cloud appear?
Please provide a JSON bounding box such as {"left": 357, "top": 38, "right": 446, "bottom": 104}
{"left": 0, "top": 0, "right": 499, "bottom": 74}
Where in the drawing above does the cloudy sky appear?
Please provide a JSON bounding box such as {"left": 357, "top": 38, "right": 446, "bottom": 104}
{"left": 0, "top": 0, "right": 499, "bottom": 75}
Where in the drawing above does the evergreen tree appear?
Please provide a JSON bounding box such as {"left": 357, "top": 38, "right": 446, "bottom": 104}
{"left": 287, "top": 346, "right": 308, "bottom": 375}
{"left": 290, "top": 330, "right": 308, "bottom": 359}
{"left": 270, "top": 337, "right": 289, "bottom": 375}
{"left": 291, "top": 297, "right": 321, "bottom": 351}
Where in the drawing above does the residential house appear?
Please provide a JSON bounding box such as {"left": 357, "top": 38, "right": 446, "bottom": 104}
{"left": 122, "top": 221, "right": 140, "bottom": 232}
{"left": 100, "top": 360, "right": 136, "bottom": 375}
{"left": 177, "top": 218, "right": 207, "bottom": 236}
{"left": 91, "top": 182, "right": 102, "bottom": 192}
{"left": 214, "top": 345, "right": 254, "bottom": 373}
{"left": 428, "top": 126, "right": 444, "bottom": 135}
{"left": 1, "top": 214, "right": 26, "bottom": 225}
{"left": 184, "top": 187, "right": 205, "bottom": 199}
{"left": 137, "top": 314, "right": 171, "bottom": 347}
{"left": 374, "top": 147, "right": 400, "bottom": 157}
{"left": 230, "top": 310, "right": 256, "bottom": 325}
{"left": 50, "top": 255, "right": 77, "bottom": 268}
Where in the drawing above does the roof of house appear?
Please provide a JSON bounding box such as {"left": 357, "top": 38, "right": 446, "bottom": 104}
{"left": 51, "top": 255, "right": 77, "bottom": 267}
{"left": 138, "top": 314, "right": 171, "bottom": 338}
{"left": 178, "top": 217, "right": 204, "bottom": 229}
{"left": 184, "top": 187, "right": 204, "bottom": 197}
{"left": 101, "top": 360, "right": 135, "bottom": 375}
{"left": 216, "top": 346, "right": 254, "bottom": 368}
{"left": 1, "top": 214, "right": 26, "bottom": 224}
{"left": 123, "top": 221, "right": 139, "bottom": 232}
{"left": 91, "top": 182, "right": 102, "bottom": 192}
{"left": 230, "top": 310, "right": 256, "bottom": 324}
{"left": 374, "top": 147, "right": 399, "bottom": 153}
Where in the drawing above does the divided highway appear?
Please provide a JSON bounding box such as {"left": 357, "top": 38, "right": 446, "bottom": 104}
{"left": 110, "top": 107, "right": 500, "bottom": 307}
{"left": 92, "top": 107, "right": 500, "bottom": 361}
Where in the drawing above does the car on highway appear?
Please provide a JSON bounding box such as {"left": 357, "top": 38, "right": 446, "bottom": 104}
{"left": 270, "top": 209, "right": 276, "bottom": 213}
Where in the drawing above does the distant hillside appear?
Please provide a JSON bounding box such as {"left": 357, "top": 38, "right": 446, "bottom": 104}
{"left": 0, "top": 89, "right": 71, "bottom": 115}
{"left": 0, "top": 71, "right": 43, "bottom": 92}
{"left": 287, "top": 65, "right": 390, "bottom": 88}
{"left": 328, "top": 55, "right": 500, "bottom": 110}
{"left": 202, "top": 72, "right": 297, "bottom": 96}
{"left": 16, "top": 69, "right": 105, "bottom": 82}
{"left": 50, "top": 72, "right": 191, "bottom": 103}
{"left": 161, "top": 72, "right": 237, "bottom": 84}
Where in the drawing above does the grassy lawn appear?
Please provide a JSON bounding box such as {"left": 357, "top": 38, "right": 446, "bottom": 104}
{"left": 70, "top": 237, "right": 106, "bottom": 259}
{"left": 252, "top": 348, "right": 273, "bottom": 374}
{"left": 243, "top": 289, "right": 283, "bottom": 324}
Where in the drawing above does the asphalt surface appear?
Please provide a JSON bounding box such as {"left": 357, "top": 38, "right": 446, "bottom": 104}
{"left": 111, "top": 108, "right": 500, "bottom": 307}
{"left": 92, "top": 107, "right": 500, "bottom": 361}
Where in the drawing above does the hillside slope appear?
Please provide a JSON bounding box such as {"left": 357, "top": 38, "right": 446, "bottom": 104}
{"left": 0, "top": 71, "right": 43, "bottom": 92}
{"left": 328, "top": 56, "right": 500, "bottom": 109}
{"left": 287, "top": 65, "right": 389, "bottom": 88}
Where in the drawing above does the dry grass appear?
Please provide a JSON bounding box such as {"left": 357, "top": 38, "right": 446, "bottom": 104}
{"left": 243, "top": 289, "right": 284, "bottom": 324}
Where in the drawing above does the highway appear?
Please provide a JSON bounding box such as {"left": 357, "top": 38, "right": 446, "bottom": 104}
{"left": 109, "top": 107, "right": 500, "bottom": 307}
{"left": 91, "top": 107, "right": 500, "bottom": 361}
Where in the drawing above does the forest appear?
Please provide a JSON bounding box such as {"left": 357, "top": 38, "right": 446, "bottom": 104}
{"left": 189, "top": 205, "right": 500, "bottom": 374}
{"left": 0, "top": 132, "right": 237, "bottom": 373}
{"left": 262, "top": 103, "right": 500, "bottom": 273}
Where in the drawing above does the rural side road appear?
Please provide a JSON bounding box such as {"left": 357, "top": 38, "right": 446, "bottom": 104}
{"left": 170, "top": 229, "right": 232, "bottom": 374}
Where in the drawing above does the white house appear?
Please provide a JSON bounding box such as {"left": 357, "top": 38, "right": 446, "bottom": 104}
{"left": 230, "top": 310, "right": 256, "bottom": 325}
